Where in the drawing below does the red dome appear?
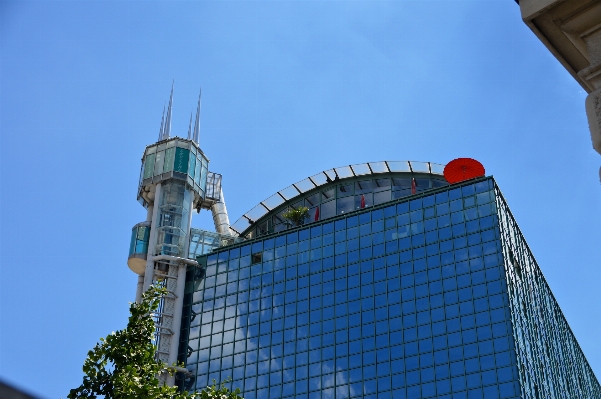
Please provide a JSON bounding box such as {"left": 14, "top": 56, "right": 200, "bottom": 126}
{"left": 444, "top": 158, "right": 485, "bottom": 184}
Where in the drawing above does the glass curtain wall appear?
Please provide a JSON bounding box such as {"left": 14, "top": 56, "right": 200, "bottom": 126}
{"left": 179, "top": 178, "right": 539, "bottom": 399}
{"left": 188, "top": 228, "right": 245, "bottom": 259}
{"left": 495, "top": 188, "right": 601, "bottom": 398}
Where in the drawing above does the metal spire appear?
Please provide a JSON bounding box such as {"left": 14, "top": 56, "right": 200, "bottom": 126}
{"left": 192, "top": 88, "right": 201, "bottom": 144}
{"left": 163, "top": 82, "right": 174, "bottom": 140}
{"left": 157, "top": 105, "right": 165, "bottom": 141}
{"left": 187, "top": 112, "right": 193, "bottom": 140}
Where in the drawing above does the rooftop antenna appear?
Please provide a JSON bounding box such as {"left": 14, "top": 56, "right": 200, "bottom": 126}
{"left": 193, "top": 88, "right": 201, "bottom": 144}
{"left": 157, "top": 105, "right": 165, "bottom": 141}
{"left": 163, "top": 82, "right": 174, "bottom": 140}
{"left": 187, "top": 112, "right": 193, "bottom": 140}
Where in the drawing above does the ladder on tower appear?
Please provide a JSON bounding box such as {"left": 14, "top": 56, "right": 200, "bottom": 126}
{"left": 147, "top": 255, "right": 196, "bottom": 385}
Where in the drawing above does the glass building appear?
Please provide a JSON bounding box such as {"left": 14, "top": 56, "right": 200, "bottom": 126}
{"left": 175, "top": 171, "right": 600, "bottom": 398}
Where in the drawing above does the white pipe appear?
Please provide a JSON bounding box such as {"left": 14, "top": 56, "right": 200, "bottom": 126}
{"left": 143, "top": 183, "right": 162, "bottom": 292}
{"left": 211, "top": 188, "right": 232, "bottom": 235}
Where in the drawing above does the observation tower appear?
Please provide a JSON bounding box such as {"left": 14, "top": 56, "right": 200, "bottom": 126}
{"left": 126, "top": 86, "right": 238, "bottom": 385}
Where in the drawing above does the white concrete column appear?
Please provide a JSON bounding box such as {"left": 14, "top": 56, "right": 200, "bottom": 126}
{"left": 143, "top": 183, "right": 162, "bottom": 292}
{"left": 146, "top": 203, "right": 154, "bottom": 222}
{"left": 585, "top": 88, "right": 601, "bottom": 154}
{"left": 166, "top": 263, "right": 188, "bottom": 386}
{"left": 135, "top": 275, "right": 144, "bottom": 303}
{"left": 165, "top": 192, "right": 195, "bottom": 386}
{"left": 183, "top": 199, "right": 195, "bottom": 259}
{"left": 580, "top": 29, "right": 601, "bottom": 161}
{"left": 581, "top": 29, "right": 601, "bottom": 181}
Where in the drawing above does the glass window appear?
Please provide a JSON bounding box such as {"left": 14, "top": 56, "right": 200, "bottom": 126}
{"left": 321, "top": 200, "right": 336, "bottom": 220}
{"left": 187, "top": 178, "right": 562, "bottom": 398}
{"left": 337, "top": 197, "right": 354, "bottom": 215}
{"left": 354, "top": 180, "right": 371, "bottom": 194}
{"left": 338, "top": 183, "right": 353, "bottom": 197}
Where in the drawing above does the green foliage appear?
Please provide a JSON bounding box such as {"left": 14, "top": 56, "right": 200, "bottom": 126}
{"left": 68, "top": 285, "right": 243, "bottom": 399}
{"left": 282, "top": 206, "right": 309, "bottom": 226}
{"left": 197, "top": 379, "right": 243, "bottom": 399}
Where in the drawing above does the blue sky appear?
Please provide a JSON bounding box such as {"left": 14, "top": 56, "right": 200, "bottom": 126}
{"left": 1, "top": 1, "right": 599, "bottom": 397}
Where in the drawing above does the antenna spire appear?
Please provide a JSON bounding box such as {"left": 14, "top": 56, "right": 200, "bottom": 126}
{"left": 193, "top": 88, "right": 201, "bottom": 144}
{"left": 157, "top": 105, "right": 165, "bottom": 141}
{"left": 163, "top": 82, "right": 174, "bottom": 140}
{"left": 187, "top": 112, "right": 193, "bottom": 140}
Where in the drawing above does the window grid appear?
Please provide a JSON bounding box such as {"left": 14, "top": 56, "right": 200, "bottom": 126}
{"left": 176, "top": 177, "right": 596, "bottom": 399}
{"left": 494, "top": 185, "right": 601, "bottom": 399}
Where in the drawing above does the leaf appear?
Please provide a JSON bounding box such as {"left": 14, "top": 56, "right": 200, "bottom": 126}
{"left": 69, "top": 284, "right": 243, "bottom": 399}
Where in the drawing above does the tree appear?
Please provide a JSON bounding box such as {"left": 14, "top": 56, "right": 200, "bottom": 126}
{"left": 282, "top": 206, "right": 309, "bottom": 227}
{"left": 68, "top": 285, "right": 243, "bottom": 399}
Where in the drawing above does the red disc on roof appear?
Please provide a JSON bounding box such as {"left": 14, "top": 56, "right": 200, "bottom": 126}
{"left": 444, "top": 158, "right": 485, "bottom": 184}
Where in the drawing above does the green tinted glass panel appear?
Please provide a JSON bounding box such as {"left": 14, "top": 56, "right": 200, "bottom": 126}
{"left": 163, "top": 147, "right": 175, "bottom": 173}
{"left": 194, "top": 156, "right": 201, "bottom": 186}
{"left": 143, "top": 153, "right": 155, "bottom": 179}
{"left": 174, "top": 147, "right": 190, "bottom": 173}
{"left": 189, "top": 154, "right": 196, "bottom": 179}
{"left": 129, "top": 229, "right": 136, "bottom": 255}
{"left": 200, "top": 165, "right": 208, "bottom": 192}
{"left": 137, "top": 225, "right": 150, "bottom": 241}
{"left": 154, "top": 151, "right": 164, "bottom": 176}
{"left": 135, "top": 225, "right": 150, "bottom": 254}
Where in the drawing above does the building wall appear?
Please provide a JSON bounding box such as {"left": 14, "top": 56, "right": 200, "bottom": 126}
{"left": 495, "top": 187, "right": 601, "bottom": 398}
{"left": 177, "top": 177, "right": 598, "bottom": 398}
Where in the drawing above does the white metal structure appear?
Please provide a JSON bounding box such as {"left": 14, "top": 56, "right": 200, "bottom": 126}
{"left": 126, "top": 86, "right": 235, "bottom": 387}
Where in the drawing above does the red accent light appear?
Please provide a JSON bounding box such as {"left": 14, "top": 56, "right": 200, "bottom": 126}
{"left": 444, "top": 158, "right": 485, "bottom": 184}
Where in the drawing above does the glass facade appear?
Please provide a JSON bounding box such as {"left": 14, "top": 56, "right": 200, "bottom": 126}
{"left": 189, "top": 228, "right": 246, "bottom": 259}
{"left": 177, "top": 177, "right": 600, "bottom": 398}
{"left": 230, "top": 161, "right": 449, "bottom": 239}
{"left": 494, "top": 190, "right": 601, "bottom": 398}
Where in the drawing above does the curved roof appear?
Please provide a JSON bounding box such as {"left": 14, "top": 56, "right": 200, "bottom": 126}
{"left": 230, "top": 160, "right": 446, "bottom": 235}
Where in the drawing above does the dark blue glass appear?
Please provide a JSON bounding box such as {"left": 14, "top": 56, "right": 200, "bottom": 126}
{"left": 396, "top": 202, "right": 409, "bottom": 214}
{"left": 188, "top": 178, "right": 601, "bottom": 399}
{"left": 241, "top": 245, "right": 252, "bottom": 256}
{"left": 409, "top": 198, "right": 422, "bottom": 211}
{"left": 347, "top": 216, "right": 358, "bottom": 228}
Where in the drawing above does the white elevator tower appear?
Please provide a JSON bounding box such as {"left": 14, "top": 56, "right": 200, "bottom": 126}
{"left": 126, "top": 86, "right": 234, "bottom": 386}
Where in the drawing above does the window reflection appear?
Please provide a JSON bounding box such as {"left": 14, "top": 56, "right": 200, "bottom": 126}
{"left": 183, "top": 179, "right": 586, "bottom": 399}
